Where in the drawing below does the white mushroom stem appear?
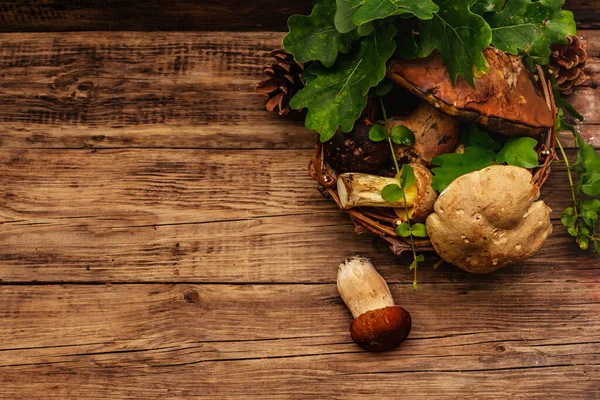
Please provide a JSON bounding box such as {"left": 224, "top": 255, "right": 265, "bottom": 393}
{"left": 337, "top": 173, "right": 418, "bottom": 209}
{"left": 337, "top": 256, "right": 395, "bottom": 318}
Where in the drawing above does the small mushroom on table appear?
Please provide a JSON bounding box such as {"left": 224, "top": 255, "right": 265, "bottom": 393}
{"left": 425, "top": 165, "right": 553, "bottom": 274}
{"left": 387, "top": 47, "right": 554, "bottom": 137}
{"left": 337, "top": 256, "right": 411, "bottom": 352}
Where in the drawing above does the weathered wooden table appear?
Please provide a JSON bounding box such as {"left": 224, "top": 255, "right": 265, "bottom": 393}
{"left": 0, "top": 1, "right": 599, "bottom": 398}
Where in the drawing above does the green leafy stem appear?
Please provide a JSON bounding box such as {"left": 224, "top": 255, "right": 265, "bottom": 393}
{"left": 369, "top": 97, "right": 426, "bottom": 289}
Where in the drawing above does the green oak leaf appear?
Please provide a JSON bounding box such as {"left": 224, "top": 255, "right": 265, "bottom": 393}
{"left": 382, "top": 184, "right": 405, "bottom": 202}
{"left": 335, "top": 0, "right": 359, "bottom": 33}
{"left": 283, "top": 0, "right": 356, "bottom": 67}
{"left": 290, "top": 25, "right": 397, "bottom": 142}
{"left": 470, "top": 0, "right": 505, "bottom": 14}
{"left": 418, "top": 0, "right": 492, "bottom": 87}
{"left": 431, "top": 147, "right": 496, "bottom": 192}
{"left": 349, "top": 0, "right": 438, "bottom": 26}
{"left": 496, "top": 137, "right": 540, "bottom": 168}
{"left": 357, "top": 21, "right": 375, "bottom": 36}
{"left": 485, "top": 0, "right": 576, "bottom": 65}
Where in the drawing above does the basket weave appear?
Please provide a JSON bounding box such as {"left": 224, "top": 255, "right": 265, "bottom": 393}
{"left": 308, "top": 66, "right": 558, "bottom": 256}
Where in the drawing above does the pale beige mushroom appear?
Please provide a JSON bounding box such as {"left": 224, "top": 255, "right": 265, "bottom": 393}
{"left": 338, "top": 164, "right": 437, "bottom": 223}
{"left": 425, "top": 165, "right": 552, "bottom": 274}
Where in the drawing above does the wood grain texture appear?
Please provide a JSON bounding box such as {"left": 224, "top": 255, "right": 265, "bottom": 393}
{"left": 0, "top": 284, "right": 597, "bottom": 399}
{"left": 0, "top": 30, "right": 598, "bottom": 149}
{"left": 0, "top": 28, "right": 599, "bottom": 399}
{"left": 0, "top": 147, "right": 598, "bottom": 283}
{"left": 0, "top": 0, "right": 598, "bottom": 32}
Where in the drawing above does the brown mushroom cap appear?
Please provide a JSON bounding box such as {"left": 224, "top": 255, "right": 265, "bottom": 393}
{"left": 387, "top": 48, "right": 554, "bottom": 136}
{"left": 350, "top": 305, "right": 411, "bottom": 352}
{"left": 426, "top": 165, "right": 553, "bottom": 274}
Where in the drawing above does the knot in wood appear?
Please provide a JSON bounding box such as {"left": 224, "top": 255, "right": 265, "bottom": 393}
{"left": 183, "top": 288, "right": 200, "bottom": 304}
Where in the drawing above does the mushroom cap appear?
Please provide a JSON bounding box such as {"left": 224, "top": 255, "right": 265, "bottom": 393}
{"left": 350, "top": 305, "right": 411, "bottom": 352}
{"left": 387, "top": 48, "right": 554, "bottom": 136}
{"left": 425, "top": 165, "right": 553, "bottom": 274}
{"left": 394, "top": 163, "right": 438, "bottom": 222}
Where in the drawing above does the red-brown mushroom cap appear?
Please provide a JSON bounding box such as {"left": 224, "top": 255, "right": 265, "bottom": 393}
{"left": 387, "top": 48, "right": 554, "bottom": 136}
{"left": 350, "top": 305, "right": 411, "bottom": 352}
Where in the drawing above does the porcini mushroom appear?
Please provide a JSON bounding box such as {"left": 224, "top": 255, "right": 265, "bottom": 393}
{"left": 387, "top": 48, "right": 554, "bottom": 136}
{"left": 426, "top": 165, "right": 553, "bottom": 274}
{"left": 337, "top": 163, "right": 436, "bottom": 214}
{"left": 337, "top": 172, "right": 418, "bottom": 209}
{"left": 337, "top": 256, "right": 411, "bottom": 351}
{"left": 388, "top": 103, "right": 461, "bottom": 166}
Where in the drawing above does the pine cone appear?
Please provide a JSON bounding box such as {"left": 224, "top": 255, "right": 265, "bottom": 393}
{"left": 550, "top": 35, "right": 589, "bottom": 96}
{"left": 255, "top": 49, "right": 306, "bottom": 115}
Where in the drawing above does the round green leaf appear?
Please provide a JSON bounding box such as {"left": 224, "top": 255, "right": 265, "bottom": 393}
{"left": 411, "top": 223, "right": 428, "bottom": 238}
{"left": 381, "top": 184, "right": 404, "bottom": 203}
{"left": 396, "top": 223, "right": 412, "bottom": 237}
{"left": 368, "top": 124, "right": 387, "bottom": 142}
{"left": 400, "top": 164, "right": 415, "bottom": 189}
{"left": 391, "top": 125, "right": 415, "bottom": 146}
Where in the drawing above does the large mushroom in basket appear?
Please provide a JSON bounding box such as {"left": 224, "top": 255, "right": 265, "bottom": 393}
{"left": 387, "top": 47, "right": 555, "bottom": 137}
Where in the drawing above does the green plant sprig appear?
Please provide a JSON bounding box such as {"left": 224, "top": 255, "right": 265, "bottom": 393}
{"left": 369, "top": 97, "right": 426, "bottom": 289}
{"left": 552, "top": 84, "right": 600, "bottom": 252}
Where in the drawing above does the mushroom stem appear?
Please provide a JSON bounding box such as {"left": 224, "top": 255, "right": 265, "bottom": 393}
{"left": 337, "top": 256, "right": 412, "bottom": 352}
{"left": 337, "top": 173, "right": 418, "bottom": 209}
{"left": 388, "top": 102, "right": 461, "bottom": 166}
{"left": 337, "top": 256, "right": 395, "bottom": 318}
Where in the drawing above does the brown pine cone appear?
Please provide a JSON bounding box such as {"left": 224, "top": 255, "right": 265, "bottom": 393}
{"left": 255, "top": 49, "right": 306, "bottom": 115}
{"left": 550, "top": 35, "right": 589, "bottom": 96}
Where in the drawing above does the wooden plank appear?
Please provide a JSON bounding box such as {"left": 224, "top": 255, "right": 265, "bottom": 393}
{"left": 0, "top": 30, "right": 598, "bottom": 149}
{"left": 1, "top": 148, "right": 598, "bottom": 283}
{"left": 0, "top": 0, "right": 597, "bottom": 32}
{"left": 0, "top": 31, "right": 313, "bottom": 150}
{"left": 0, "top": 284, "right": 597, "bottom": 398}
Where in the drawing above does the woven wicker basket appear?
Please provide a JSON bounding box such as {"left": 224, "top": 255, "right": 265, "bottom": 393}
{"left": 308, "top": 66, "right": 558, "bottom": 256}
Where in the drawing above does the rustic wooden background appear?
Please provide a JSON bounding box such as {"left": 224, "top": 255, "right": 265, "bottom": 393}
{"left": 0, "top": 1, "right": 599, "bottom": 399}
